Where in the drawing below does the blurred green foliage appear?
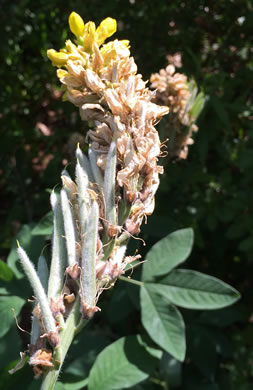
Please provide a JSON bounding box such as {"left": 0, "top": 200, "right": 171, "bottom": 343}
{"left": 0, "top": 0, "right": 253, "bottom": 389}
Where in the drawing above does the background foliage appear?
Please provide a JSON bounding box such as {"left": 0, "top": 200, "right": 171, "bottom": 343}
{"left": 0, "top": 0, "right": 252, "bottom": 389}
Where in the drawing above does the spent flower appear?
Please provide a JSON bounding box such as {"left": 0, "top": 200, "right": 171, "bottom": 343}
{"left": 150, "top": 58, "right": 205, "bottom": 160}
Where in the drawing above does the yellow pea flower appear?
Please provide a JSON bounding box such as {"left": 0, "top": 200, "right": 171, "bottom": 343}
{"left": 96, "top": 17, "right": 117, "bottom": 46}
{"left": 65, "top": 39, "right": 78, "bottom": 54}
{"left": 47, "top": 49, "right": 69, "bottom": 67}
{"left": 57, "top": 69, "right": 68, "bottom": 79}
{"left": 69, "top": 12, "right": 85, "bottom": 38}
{"left": 83, "top": 21, "right": 96, "bottom": 52}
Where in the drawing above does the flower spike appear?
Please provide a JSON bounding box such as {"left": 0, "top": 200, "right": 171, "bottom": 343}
{"left": 16, "top": 10, "right": 170, "bottom": 384}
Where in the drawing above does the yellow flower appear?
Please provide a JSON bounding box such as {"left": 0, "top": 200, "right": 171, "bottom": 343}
{"left": 96, "top": 17, "right": 117, "bottom": 46}
{"left": 56, "top": 69, "right": 68, "bottom": 79}
{"left": 69, "top": 12, "right": 85, "bottom": 38}
{"left": 47, "top": 13, "right": 124, "bottom": 72}
{"left": 83, "top": 21, "right": 96, "bottom": 52}
{"left": 68, "top": 13, "right": 117, "bottom": 52}
{"left": 47, "top": 49, "right": 69, "bottom": 67}
{"left": 65, "top": 39, "right": 78, "bottom": 54}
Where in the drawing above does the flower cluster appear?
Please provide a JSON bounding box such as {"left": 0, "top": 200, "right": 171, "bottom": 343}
{"left": 12, "top": 12, "right": 169, "bottom": 378}
{"left": 47, "top": 12, "right": 169, "bottom": 234}
{"left": 150, "top": 59, "right": 205, "bottom": 160}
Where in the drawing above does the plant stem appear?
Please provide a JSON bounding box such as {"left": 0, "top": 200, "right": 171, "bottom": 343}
{"left": 119, "top": 275, "right": 143, "bottom": 286}
{"left": 41, "top": 297, "right": 88, "bottom": 390}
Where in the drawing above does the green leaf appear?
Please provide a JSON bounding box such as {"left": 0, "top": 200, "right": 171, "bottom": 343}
{"left": 55, "top": 378, "right": 88, "bottom": 390}
{"left": 0, "top": 295, "right": 25, "bottom": 338}
{"left": 1, "top": 360, "right": 36, "bottom": 390}
{"left": 0, "top": 278, "right": 30, "bottom": 298}
{"left": 142, "top": 228, "right": 194, "bottom": 282}
{"left": 0, "top": 324, "right": 22, "bottom": 370}
{"left": 186, "top": 80, "right": 198, "bottom": 112}
{"left": 130, "top": 380, "right": 161, "bottom": 390}
{"left": 140, "top": 284, "right": 186, "bottom": 362}
{"left": 64, "top": 332, "right": 110, "bottom": 378}
{"left": 190, "top": 91, "right": 206, "bottom": 120}
{"left": 156, "top": 269, "right": 241, "bottom": 309}
{"left": 69, "top": 378, "right": 88, "bottom": 390}
{"left": 55, "top": 383, "right": 67, "bottom": 390}
{"left": 32, "top": 211, "right": 53, "bottom": 236}
{"left": 0, "top": 261, "right": 13, "bottom": 281}
{"left": 88, "top": 335, "right": 161, "bottom": 390}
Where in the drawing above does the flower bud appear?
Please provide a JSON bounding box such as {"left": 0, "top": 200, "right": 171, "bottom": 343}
{"left": 96, "top": 17, "right": 117, "bottom": 46}
{"left": 69, "top": 11, "right": 85, "bottom": 38}
{"left": 83, "top": 21, "right": 96, "bottom": 52}
{"left": 65, "top": 39, "right": 77, "bottom": 53}
{"left": 47, "top": 49, "right": 68, "bottom": 66}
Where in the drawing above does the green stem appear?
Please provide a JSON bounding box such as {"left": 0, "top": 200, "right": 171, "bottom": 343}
{"left": 102, "top": 237, "right": 115, "bottom": 261}
{"left": 118, "top": 200, "right": 131, "bottom": 226}
{"left": 119, "top": 275, "right": 143, "bottom": 287}
{"left": 41, "top": 298, "right": 88, "bottom": 390}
